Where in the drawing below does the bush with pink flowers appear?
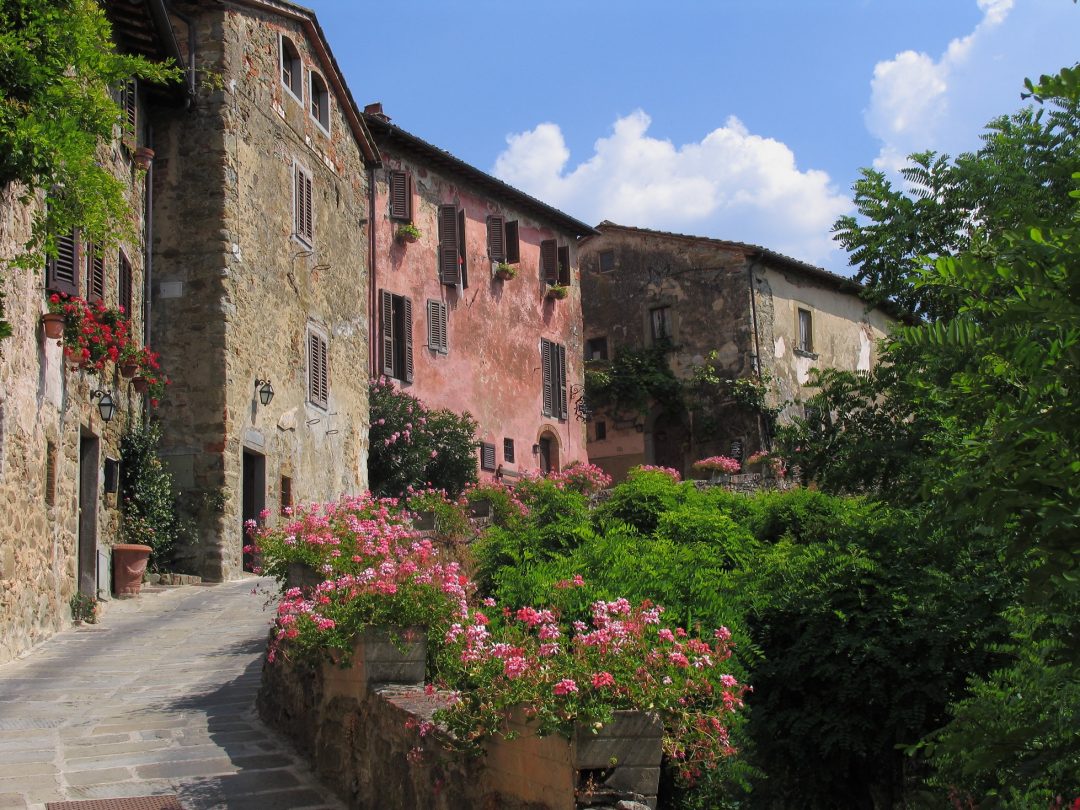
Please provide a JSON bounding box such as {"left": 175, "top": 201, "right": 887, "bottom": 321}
{"left": 692, "top": 456, "right": 742, "bottom": 476}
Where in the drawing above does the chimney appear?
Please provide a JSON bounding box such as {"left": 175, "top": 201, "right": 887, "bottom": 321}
{"left": 364, "top": 102, "right": 390, "bottom": 122}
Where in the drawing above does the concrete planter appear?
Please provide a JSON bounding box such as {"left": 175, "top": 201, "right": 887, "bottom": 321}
{"left": 321, "top": 627, "right": 427, "bottom": 704}
{"left": 485, "top": 708, "right": 663, "bottom": 810}
{"left": 112, "top": 543, "right": 152, "bottom": 597}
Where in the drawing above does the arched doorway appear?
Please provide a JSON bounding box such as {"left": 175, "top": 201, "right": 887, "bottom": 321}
{"left": 537, "top": 429, "right": 560, "bottom": 474}
{"left": 646, "top": 407, "right": 690, "bottom": 476}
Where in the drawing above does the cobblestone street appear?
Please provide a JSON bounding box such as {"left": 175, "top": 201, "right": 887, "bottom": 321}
{"left": 0, "top": 579, "right": 343, "bottom": 810}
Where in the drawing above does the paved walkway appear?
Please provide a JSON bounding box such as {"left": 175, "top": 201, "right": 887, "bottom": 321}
{"left": 0, "top": 579, "right": 344, "bottom": 810}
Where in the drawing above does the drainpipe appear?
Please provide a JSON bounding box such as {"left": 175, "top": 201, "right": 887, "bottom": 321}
{"left": 143, "top": 126, "right": 154, "bottom": 349}
{"left": 747, "top": 254, "right": 769, "bottom": 450}
{"left": 367, "top": 167, "right": 375, "bottom": 380}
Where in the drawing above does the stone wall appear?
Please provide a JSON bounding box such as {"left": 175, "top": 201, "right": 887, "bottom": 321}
{"left": 0, "top": 91, "right": 154, "bottom": 663}
{"left": 152, "top": 3, "right": 372, "bottom": 581}
{"left": 368, "top": 128, "right": 588, "bottom": 479}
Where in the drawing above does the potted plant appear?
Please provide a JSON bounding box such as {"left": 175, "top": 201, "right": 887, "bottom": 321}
{"left": 545, "top": 284, "right": 569, "bottom": 300}
{"left": 133, "top": 146, "right": 155, "bottom": 170}
{"left": 395, "top": 223, "right": 421, "bottom": 244}
{"left": 70, "top": 592, "right": 99, "bottom": 624}
{"left": 691, "top": 455, "right": 742, "bottom": 482}
{"left": 42, "top": 294, "right": 70, "bottom": 340}
{"left": 494, "top": 262, "right": 517, "bottom": 281}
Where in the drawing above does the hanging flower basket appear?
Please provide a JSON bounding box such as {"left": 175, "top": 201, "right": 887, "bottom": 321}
{"left": 494, "top": 262, "right": 517, "bottom": 281}
{"left": 42, "top": 312, "right": 65, "bottom": 340}
{"left": 120, "top": 361, "right": 139, "bottom": 378}
{"left": 395, "top": 224, "right": 421, "bottom": 244}
{"left": 545, "top": 284, "right": 569, "bottom": 300}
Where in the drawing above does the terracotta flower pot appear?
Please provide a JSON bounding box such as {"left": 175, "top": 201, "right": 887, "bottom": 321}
{"left": 132, "top": 376, "right": 149, "bottom": 394}
{"left": 133, "top": 146, "right": 155, "bottom": 170}
{"left": 112, "top": 543, "right": 152, "bottom": 597}
{"left": 495, "top": 268, "right": 515, "bottom": 281}
{"left": 42, "top": 312, "right": 65, "bottom": 340}
{"left": 120, "top": 361, "right": 139, "bottom": 378}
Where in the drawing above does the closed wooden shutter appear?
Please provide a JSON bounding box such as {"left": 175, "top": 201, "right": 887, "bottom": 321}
{"left": 427, "top": 299, "right": 448, "bottom": 354}
{"left": 402, "top": 296, "right": 414, "bottom": 382}
{"left": 480, "top": 442, "right": 496, "bottom": 471}
{"left": 540, "top": 239, "right": 558, "bottom": 284}
{"left": 389, "top": 170, "right": 411, "bottom": 220}
{"left": 381, "top": 289, "right": 395, "bottom": 377}
{"left": 556, "top": 343, "right": 568, "bottom": 419}
{"left": 295, "top": 166, "right": 313, "bottom": 243}
{"left": 505, "top": 220, "right": 520, "bottom": 263}
{"left": 118, "top": 250, "right": 133, "bottom": 318}
{"left": 438, "top": 205, "right": 460, "bottom": 285}
{"left": 46, "top": 231, "right": 79, "bottom": 296}
{"left": 308, "top": 332, "right": 328, "bottom": 409}
{"left": 487, "top": 215, "right": 505, "bottom": 262}
{"left": 557, "top": 246, "right": 571, "bottom": 286}
{"left": 123, "top": 79, "right": 136, "bottom": 144}
{"left": 87, "top": 244, "right": 105, "bottom": 303}
{"left": 541, "top": 339, "right": 553, "bottom": 417}
{"left": 457, "top": 208, "right": 469, "bottom": 287}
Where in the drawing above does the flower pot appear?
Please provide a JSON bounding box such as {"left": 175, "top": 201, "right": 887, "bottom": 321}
{"left": 112, "top": 543, "right": 152, "bottom": 597}
{"left": 42, "top": 312, "right": 65, "bottom": 340}
{"left": 133, "top": 146, "right": 155, "bottom": 170}
{"left": 132, "top": 376, "right": 149, "bottom": 394}
{"left": 495, "top": 268, "right": 515, "bottom": 281}
{"left": 321, "top": 627, "right": 427, "bottom": 702}
{"left": 546, "top": 286, "right": 568, "bottom": 301}
{"left": 120, "top": 361, "right": 139, "bottom": 378}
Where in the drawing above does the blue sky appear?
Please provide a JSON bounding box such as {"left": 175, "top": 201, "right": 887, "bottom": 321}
{"left": 308, "top": 0, "right": 1079, "bottom": 272}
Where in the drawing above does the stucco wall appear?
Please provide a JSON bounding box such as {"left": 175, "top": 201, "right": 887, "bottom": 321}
{"left": 0, "top": 109, "right": 152, "bottom": 663}
{"left": 152, "top": 3, "right": 371, "bottom": 581}
{"left": 370, "top": 150, "right": 586, "bottom": 478}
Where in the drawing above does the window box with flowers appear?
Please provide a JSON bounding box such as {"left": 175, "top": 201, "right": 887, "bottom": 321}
{"left": 691, "top": 455, "right": 741, "bottom": 482}
{"left": 545, "top": 284, "right": 569, "bottom": 301}
{"left": 494, "top": 262, "right": 517, "bottom": 281}
{"left": 395, "top": 223, "right": 422, "bottom": 244}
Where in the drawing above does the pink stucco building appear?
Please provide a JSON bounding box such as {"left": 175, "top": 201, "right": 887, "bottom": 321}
{"left": 363, "top": 104, "right": 595, "bottom": 479}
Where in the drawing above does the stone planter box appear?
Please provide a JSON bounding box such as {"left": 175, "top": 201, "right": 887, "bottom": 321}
{"left": 412, "top": 510, "right": 437, "bottom": 532}
{"left": 321, "top": 628, "right": 427, "bottom": 705}
{"left": 468, "top": 498, "right": 491, "bottom": 519}
{"left": 285, "top": 560, "right": 324, "bottom": 591}
{"left": 484, "top": 709, "right": 663, "bottom": 810}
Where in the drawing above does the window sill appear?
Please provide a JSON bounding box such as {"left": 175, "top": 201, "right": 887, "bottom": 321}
{"left": 794, "top": 348, "right": 819, "bottom": 360}
{"left": 282, "top": 84, "right": 303, "bottom": 106}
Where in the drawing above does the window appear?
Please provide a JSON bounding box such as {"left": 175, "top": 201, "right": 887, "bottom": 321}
{"left": 46, "top": 230, "right": 79, "bottom": 296}
{"left": 294, "top": 164, "right": 313, "bottom": 245}
{"left": 541, "top": 338, "right": 568, "bottom": 420}
{"left": 650, "top": 306, "right": 671, "bottom": 341}
{"left": 586, "top": 337, "right": 608, "bottom": 361}
{"left": 389, "top": 170, "right": 412, "bottom": 220}
{"left": 503, "top": 438, "right": 515, "bottom": 463}
{"left": 118, "top": 249, "right": 133, "bottom": 319}
{"left": 120, "top": 79, "right": 137, "bottom": 146}
{"left": 797, "top": 308, "right": 814, "bottom": 353}
{"left": 280, "top": 475, "right": 293, "bottom": 515}
{"left": 598, "top": 250, "right": 615, "bottom": 273}
{"left": 427, "top": 299, "right": 448, "bottom": 354}
{"left": 557, "top": 245, "right": 571, "bottom": 286}
{"left": 310, "top": 70, "right": 330, "bottom": 132}
{"left": 594, "top": 421, "right": 607, "bottom": 441}
{"left": 486, "top": 216, "right": 520, "bottom": 263}
{"left": 307, "top": 330, "right": 329, "bottom": 409}
{"left": 480, "top": 442, "right": 496, "bottom": 472}
{"left": 86, "top": 242, "right": 105, "bottom": 303}
{"left": 280, "top": 36, "right": 302, "bottom": 100}
{"left": 437, "top": 204, "right": 468, "bottom": 287}
{"left": 380, "top": 289, "right": 413, "bottom": 382}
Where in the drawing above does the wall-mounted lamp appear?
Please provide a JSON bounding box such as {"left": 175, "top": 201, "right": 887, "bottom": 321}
{"left": 255, "top": 378, "right": 275, "bottom": 407}
{"left": 91, "top": 389, "right": 116, "bottom": 423}
{"left": 531, "top": 444, "right": 541, "bottom": 455}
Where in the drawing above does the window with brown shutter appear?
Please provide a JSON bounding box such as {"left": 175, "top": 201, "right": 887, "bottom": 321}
{"left": 540, "top": 239, "right": 558, "bottom": 285}
{"left": 294, "top": 164, "right": 313, "bottom": 245}
{"left": 307, "top": 330, "right": 328, "bottom": 409}
{"left": 118, "top": 250, "right": 133, "bottom": 319}
{"left": 487, "top": 215, "right": 505, "bottom": 262}
{"left": 310, "top": 71, "right": 330, "bottom": 132}
{"left": 121, "top": 79, "right": 137, "bottom": 147}
{"left": 280, "top": 36, "right": 302, "bottom": 100}
{"left": 505, "top": 220, "right": 520, "bottom": 263}
{"left": 480, "top": 442, "right": 496, "bottom": 472}
{"left": 541, "top": 339, "right": 568, "bottom": 420}
{"left": 503, "top": 438, "right": 515, "bottom": 463}
{"left": 381, "top": 290, "right": 414, "bottom": 382}
{"left": 437, "top": 205, "right": 461, "bottom": 286}
{"left": 86, "top": 243, "right": 105, "bottom": 303}
{"left": 427, "top": 299, "right": 448, "bottom": 355}
{"left": 557, "top": 245, "right": 571, "bottom": 286}
{"left": 457, "top": 208, "right": 469, "bottom": 288}
{"left": 389, "top": 170, "right": 412, "bottom": 220}
{"left": 46, "top": 230, "right": 80, "bottom": 296}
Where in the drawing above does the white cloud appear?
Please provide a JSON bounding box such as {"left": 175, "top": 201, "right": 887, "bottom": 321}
{"left": 494, "top": 110, "right": 851, "bottom": 268}
{"left": 863, "top": 0, "right": 1080, "bottom": 175}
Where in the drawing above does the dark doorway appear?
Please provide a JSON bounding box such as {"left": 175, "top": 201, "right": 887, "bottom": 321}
{"left": 78, "top": 435, "right": 100, "bottom": 597}
{"left": 538, "top": 432, "right": 560, "bottom": 474}
{"left": 241, "top": 450, "right": 265, "bottom": 573}
{"left": 650, "top": 409, "right": 689, "bottom": 476}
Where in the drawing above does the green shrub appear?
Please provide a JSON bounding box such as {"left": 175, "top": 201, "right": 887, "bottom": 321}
{"left": 654, "top": 507, "right": 758, "bottom": 569}
{"left": 594, "top": 467, "right": 686, "bottom": 534}
{"left": 119, "top": 420, "right": 176, "bottom": 570}
{"left": 747, "top": 487, "right": 864, "bottom": 545}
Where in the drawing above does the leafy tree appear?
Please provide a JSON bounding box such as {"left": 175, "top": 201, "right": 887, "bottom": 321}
{"left": 0, "top": 0, "right": 178, "bottom": 336}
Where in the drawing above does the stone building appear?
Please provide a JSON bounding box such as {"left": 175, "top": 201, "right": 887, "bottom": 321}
{"left": 362, "top": 105, "right": 595, "bottom": 479}
{"left": 0, "top": 1, "right": 188, "bottom": 664}
{"left": 149, "top": 0, "right": 379, "bottom": 581}
{"left": 579, "top": 222, "right": 897, "bottom": 481}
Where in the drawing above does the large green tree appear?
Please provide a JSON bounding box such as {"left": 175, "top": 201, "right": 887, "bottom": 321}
{"left": 0, "top": 0, "right": 177, "bottom": 336}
